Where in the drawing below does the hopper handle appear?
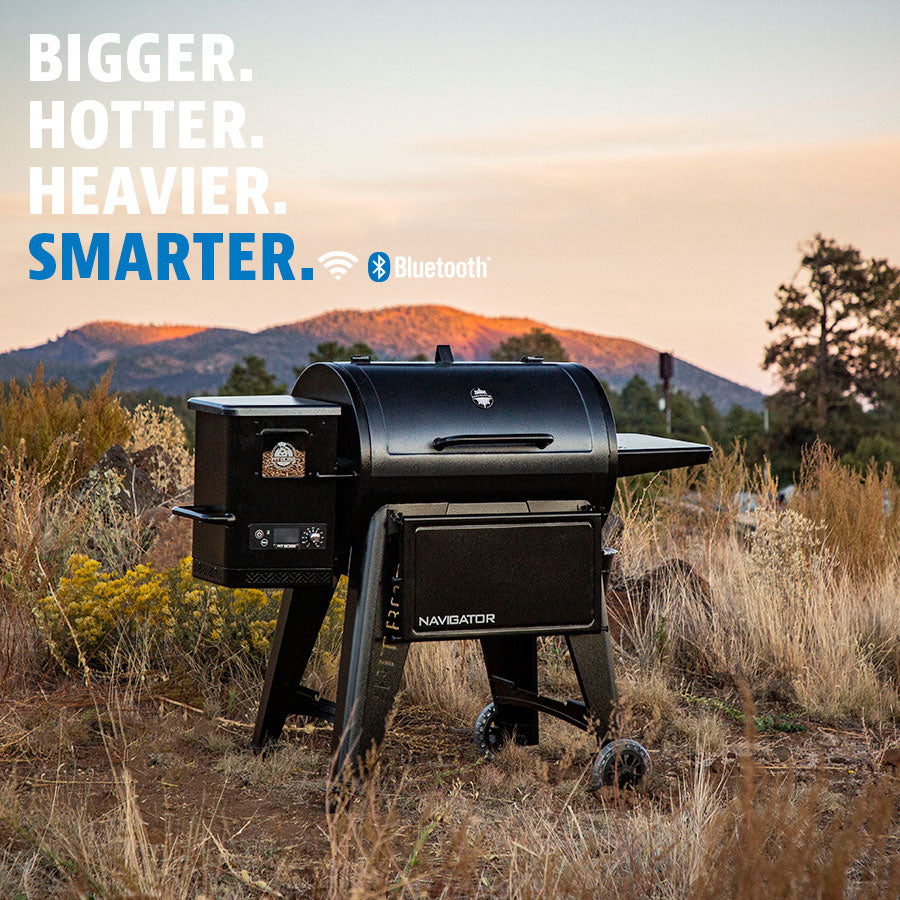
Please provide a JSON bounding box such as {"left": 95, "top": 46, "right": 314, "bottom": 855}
{"left": 172, "top": 505, "right": 237, "bottom": 525}
{"left": 432, "top": 433, "right": 554, "bottom": 451}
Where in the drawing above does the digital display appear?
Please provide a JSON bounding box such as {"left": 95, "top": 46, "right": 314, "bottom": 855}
{"left": 273, "top": 526, "right": 301, "bottom": 544}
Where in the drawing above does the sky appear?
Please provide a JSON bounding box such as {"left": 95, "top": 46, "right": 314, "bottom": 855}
{"left": 2, "top": 0, "right": 899, "bottom": 391}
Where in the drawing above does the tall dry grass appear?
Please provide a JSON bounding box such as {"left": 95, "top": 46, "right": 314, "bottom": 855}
{"left": 608, "top": 441, "right": 900, "bottom": 723}
{"left": 795, "top": 440, "right": 900, "bottom": 577}
{"left": 0, "top": 768, "right": 218, "bottom": 899}
{"left": 319, "top": 739, "right": 899, "bottom": 899}
{"left": 0, "top": 383, "right": 196, "bottom": 685}
{"left": 0, "top": 365, "right": 131, "bottom": 484}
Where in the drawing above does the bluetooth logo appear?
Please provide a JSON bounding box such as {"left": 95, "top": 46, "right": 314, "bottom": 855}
{"left": 368, "top": 252, "right": 391, "bottom": 282}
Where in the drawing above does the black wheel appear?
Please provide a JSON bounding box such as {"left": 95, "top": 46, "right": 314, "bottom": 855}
{"left": 592, "top": 739, "right": 651, "bottom": 789}
{"left": 473, "top": 702, "right": 513, "bottom": 758}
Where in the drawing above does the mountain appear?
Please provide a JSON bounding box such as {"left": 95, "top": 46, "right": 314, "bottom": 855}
{"left": 0, "top": 305, "right": 763, "bottom": 411}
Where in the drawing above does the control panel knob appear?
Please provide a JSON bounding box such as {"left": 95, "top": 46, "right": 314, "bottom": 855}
{"left": 301, "top": 526, "right": 326, "bottom": 549}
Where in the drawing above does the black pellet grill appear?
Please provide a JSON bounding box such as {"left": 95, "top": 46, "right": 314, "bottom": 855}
{"left": 175, "top": 347, "right": 711, "bottom": 788}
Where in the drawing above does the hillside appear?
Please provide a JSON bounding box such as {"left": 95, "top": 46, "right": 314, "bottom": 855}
{"left": 0, "top": 305, "right": 763, "bottom": 411}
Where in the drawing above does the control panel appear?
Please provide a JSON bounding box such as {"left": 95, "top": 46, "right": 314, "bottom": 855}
{"left": 249, "top": 523, "right": 328, "bottom": 551}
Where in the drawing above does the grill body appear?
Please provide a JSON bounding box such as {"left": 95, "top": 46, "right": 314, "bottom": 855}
{"left": 175, "top": 349, "right": 712, "bottom": 786}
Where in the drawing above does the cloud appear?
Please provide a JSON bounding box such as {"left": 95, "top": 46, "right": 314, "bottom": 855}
{"left": 414, "top": 117, "right": 736, "bottom": 159}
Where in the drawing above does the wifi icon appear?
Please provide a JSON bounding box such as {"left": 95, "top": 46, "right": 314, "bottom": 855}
{"left": 318, "top": 250, "right": 359, "bottom": 281}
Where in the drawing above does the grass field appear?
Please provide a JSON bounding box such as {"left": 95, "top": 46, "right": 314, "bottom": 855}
{"left": 1, "top": 396, "right": 899, "bottom": 897}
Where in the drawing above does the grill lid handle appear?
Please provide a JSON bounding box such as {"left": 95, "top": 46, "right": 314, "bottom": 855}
{"left": 432, "top": 433, "right": 554, "bottom": 451}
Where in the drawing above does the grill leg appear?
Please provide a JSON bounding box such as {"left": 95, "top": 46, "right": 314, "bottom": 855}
{"left": 251, "top": 583, "right": 335, "bottom": 751}
{"left": 331, "top": 507, "right": 409, "bottom": 782}
{"left": 481, "top": 636, "right": 539, "bottom": 745}
{"left": 565, "top": 631, "right": 617, "bottom": 742}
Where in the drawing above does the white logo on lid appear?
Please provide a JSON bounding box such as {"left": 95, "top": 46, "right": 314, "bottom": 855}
{"left": 471, "top": 388, "right": 493, "bottom": 409}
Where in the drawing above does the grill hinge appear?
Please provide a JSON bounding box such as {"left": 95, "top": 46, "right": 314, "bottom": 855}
{"left": 434, "top": 344, "right": 454, "bottom": 365}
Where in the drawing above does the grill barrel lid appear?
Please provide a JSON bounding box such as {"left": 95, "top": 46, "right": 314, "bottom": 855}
{"left": 294, "top": 353, "right": 617, "bottom": 484}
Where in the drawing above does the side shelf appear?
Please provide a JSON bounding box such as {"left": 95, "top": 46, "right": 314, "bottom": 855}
{"left": 617, "top": 433, "right": 713, "bottom": 477}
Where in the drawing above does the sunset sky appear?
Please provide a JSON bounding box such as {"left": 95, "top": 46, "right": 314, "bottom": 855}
{"left": 2, "top": 1, "right": 899, "bottom": 391}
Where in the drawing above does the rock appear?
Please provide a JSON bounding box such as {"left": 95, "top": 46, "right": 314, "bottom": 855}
{"left": 140, "top": 504, "right": 174, "bottom": 528}
{"left": 606, "top": 558, "right": 712, "bottom": 647}
{"left": 131, "top": 444, "right": 181, "bottom": 497}
{"left": 771, "top": 745, "right": 792, "bottom": 763}
{"left": 80, "top": 444, "right": 163, "bottom": 514}
{"left": 144, "top": 511, "right": 193, "bottom": 571}
{"left": 881, "top": 747, "right": 900, "bottom": 771}
{"left": 601, "top": 512, "right": 624, "bottom": 548}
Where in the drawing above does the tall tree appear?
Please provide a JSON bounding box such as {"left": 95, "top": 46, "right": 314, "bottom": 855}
{"left": 763, "top": 234, "right": 900, "bottom": 431}
{"left": 618, "top": 376, "right": 665, "bottom": 434}
{"left": 220, "top": 355, "right": 286, "bottom": 395}
{"left": 490, "top": 328, "right": 569, "bottom": 362}
{"left": 293, "top": 342, "right": 378, "bottom": 377}
{"left": 696, "top": 393, "right": 724, "bottom": 444}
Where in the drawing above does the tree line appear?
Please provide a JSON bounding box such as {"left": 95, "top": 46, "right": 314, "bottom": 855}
{"left": 142, "top": 233, "right": 900, "bottom": 484}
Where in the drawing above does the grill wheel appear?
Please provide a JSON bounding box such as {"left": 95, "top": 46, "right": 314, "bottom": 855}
{"left": 473, "top": 702, "right": 514, "bottom": 758}
{"left": 475, "top": 705, "right": 652, "bottom": 791}
{"left": 591, "top": 739, "right": 652, "bottom": 790}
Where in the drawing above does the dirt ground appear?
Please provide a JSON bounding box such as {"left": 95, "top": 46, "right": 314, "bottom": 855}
{"left": 1, "top": 676, "right": 898, "bottom": 898}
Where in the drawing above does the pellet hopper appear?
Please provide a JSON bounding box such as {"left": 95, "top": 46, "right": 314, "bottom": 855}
{"left": 174, "top": 345, "right": 711, "bottom": 788}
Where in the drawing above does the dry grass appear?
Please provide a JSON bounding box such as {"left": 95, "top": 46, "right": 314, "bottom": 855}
{"left": 795, "top": 440, "right": 900, "bottom": 577}
{"left": 0, "top": 660, "right": 898, "bottom": 898}
{"left": 611, "top": 442, "right": 900, "bottom": 724}
{"left": 2, "top": 427, "right": 900, "bottom": 896}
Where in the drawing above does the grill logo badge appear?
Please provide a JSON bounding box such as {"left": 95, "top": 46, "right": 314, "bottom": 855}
{"left": 470, "top": 387, "right": 493, "bottom": 409}
{"left": 261, "top": 441, "right": 306, "bottom": 478}
{"left": 271, "top": 442, "right": 298, "bottom": 469}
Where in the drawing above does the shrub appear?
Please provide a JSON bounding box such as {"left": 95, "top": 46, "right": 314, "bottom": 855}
{"left": 125, "top": 402, "right": 193, "bottom": 495}
{"left": 37, "top": 555, "right": 279, "bottom": 673}
{"left": 0, "top": 365, "right": 131, "bottom": 484}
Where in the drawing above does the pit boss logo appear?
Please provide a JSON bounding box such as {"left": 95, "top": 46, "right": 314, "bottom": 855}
{"left": 271, "top": 442, "right": 297, "bottom": 468}
{"left": 261, "top": 441, "right": 306, "bottom": 478}
{"left": 418, "top": 613, "right": 497, "bottom": 628}
{"left": 471, "top": 387, "right": 494, "bottom": 409}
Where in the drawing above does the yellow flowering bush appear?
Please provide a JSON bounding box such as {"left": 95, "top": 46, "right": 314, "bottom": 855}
{"left": 37, "top": 555, "right": 280, "bottom": 670}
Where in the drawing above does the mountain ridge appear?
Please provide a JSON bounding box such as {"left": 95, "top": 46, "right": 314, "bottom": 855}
{"left": 0, "top": 305, "right": 763, "bottom": 411}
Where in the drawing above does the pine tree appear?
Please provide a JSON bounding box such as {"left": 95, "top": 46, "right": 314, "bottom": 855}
{"left": 490, "top": 329, "right": 569, "bottom": 362}
{"left": 220, "top": 355, "right": 286, "bottom": 395}
{"left": 763, "top": 234, "right": 900, "bottom": 431}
